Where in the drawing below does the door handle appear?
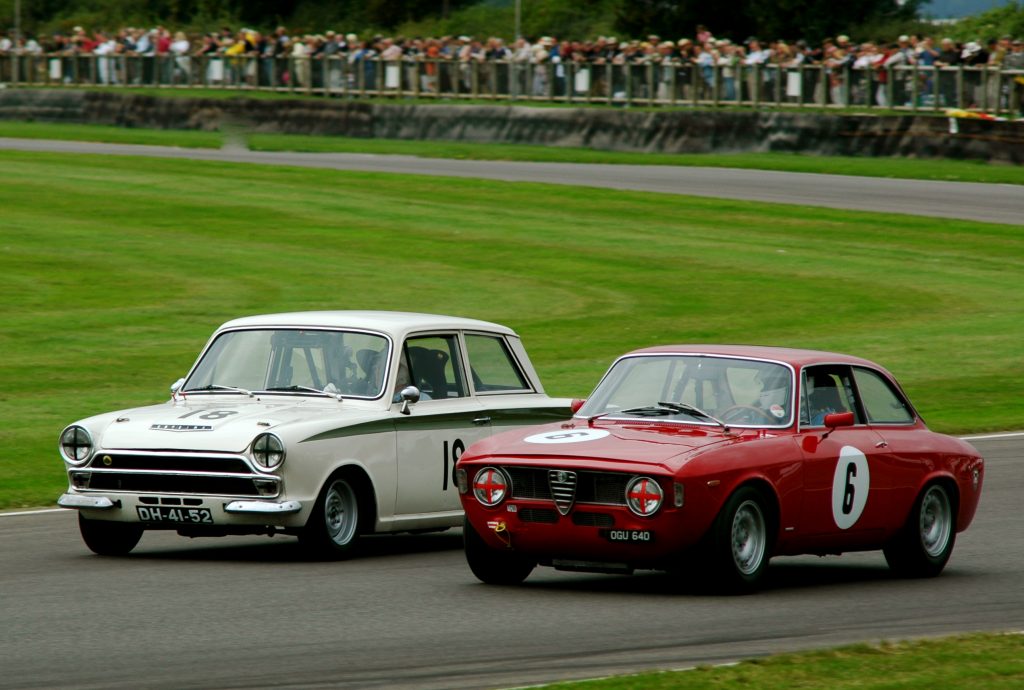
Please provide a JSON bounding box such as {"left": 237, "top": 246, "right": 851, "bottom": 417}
{"left": 875, "top": 441, "right": 889, "bottom": 448}
{"left": 472, "top": 416, "right": 491, "bottom": 425}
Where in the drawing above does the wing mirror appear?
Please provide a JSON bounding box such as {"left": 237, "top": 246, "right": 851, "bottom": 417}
{"left": 822, "top": 411, "right": 855, "bottom": 438}
{"left": 824, "top": 411, "right": 855, "bottom": 428}
{"left": 570, "top": 399, "right": 586, "bottom": 414}
{"left": 399, "top": 386, "right": 421, "bottom": 415}
{"left": 170, "top": 377, "right": 185, "bottom": 395}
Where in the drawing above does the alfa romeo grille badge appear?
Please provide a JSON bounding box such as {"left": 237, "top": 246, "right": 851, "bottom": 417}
{"left": 548, "top": 469, "right": 577, "bottom": 516}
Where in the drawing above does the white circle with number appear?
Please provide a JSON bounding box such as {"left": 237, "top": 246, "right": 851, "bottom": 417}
{"left": 832, "top": 445, "right": 870, "bottom": 530}
{"left": 524, "top": 429, "right": 610, "bottom": 444}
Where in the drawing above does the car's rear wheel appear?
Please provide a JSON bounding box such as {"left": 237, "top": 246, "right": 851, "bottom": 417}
{"left": 300, "top": 475, "right": 365, "bottom": 559}
{"left": 78, "top": 514, "right": 143, "bottom": 556}
{"left": 707, "top": 486, "right": 771, "bottom": 593}
{"left": 884, "top": 482, "right": 956, "bottom": 578}
{"left": 463, "top": 517, "right": 535, "bottom": 585}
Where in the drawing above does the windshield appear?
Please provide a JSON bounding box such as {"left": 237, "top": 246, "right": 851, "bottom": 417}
{"left": 577, "top": 354, "right": 795, "bottom": 428}
{"left": 183, "top": 329, "right": 391, "bottom": 399}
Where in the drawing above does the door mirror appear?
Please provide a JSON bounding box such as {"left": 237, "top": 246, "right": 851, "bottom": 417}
{"left": 170, "top": 377, "right": 185, "bottom": 395}
{"left": 570, "top": 398, "right": 586, "bottom": 414}
{"left": 399, "top": 386, "right": 421, "bottom": 416}
{"left": 824, "top": 411, "right": 855, "bottom": 429}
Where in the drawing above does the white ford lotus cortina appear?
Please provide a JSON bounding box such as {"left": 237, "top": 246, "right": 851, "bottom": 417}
{"left": 57, "top": 311, "right": 571, "bottom": 557}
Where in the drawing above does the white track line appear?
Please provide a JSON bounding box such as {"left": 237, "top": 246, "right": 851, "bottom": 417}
{"left": 0, "top": 507, "right": 67, "bottom": 517}
{"left": 960, "top": 431, "right": 1024, "bottom": 441}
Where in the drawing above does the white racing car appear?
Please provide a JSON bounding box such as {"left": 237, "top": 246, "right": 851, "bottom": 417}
{"left": 58, "top": 311, "right": 571, "bottom": 556}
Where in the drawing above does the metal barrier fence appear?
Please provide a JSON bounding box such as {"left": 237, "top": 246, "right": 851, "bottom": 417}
{"left": 3, "top": 53, "right": 1023, "bottom": 116}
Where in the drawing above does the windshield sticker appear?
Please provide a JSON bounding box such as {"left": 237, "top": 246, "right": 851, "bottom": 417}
{"left": 770, "top": 404, "right": 786, "bottom": 419}
{"left": 524, "top": 429, "right": 610, "bottom": 444}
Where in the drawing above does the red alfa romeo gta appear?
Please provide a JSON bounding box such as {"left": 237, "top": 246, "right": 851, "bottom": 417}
{"left": 455, "top": 345, "right": 985, "bottom": 592}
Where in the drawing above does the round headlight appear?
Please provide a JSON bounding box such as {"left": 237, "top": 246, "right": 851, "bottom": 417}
{"left": 59, "top": 425, "right": 93, "bottom": 465}
{"left": 473, "top": 467, "right": 509, "bottom": 507}
{"left": 626, "top": 476, "right": 664, "bottom": 517}
{"left": 251, "top": 433, "right": 286, "bottom": 471}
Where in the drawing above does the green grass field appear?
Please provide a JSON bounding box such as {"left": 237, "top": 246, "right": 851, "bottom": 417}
{"left": 2, "top": 120, "right": 1023, "bottom": 184}
{"left": 1, "top": 148, "right": 1022, "bottom": 510}
{"left": 538, "top": 633, "right": 1024, "bottom": 689}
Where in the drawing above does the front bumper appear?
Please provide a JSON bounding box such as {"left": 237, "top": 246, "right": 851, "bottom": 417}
{"left": 58, "top": 494, "right": 118, "bottom": 510}
{"left": 464, "top": 499, "right": 698, "bottom": 568}
{"left": 57, "top": 491, "right": 306, "bottom": 527}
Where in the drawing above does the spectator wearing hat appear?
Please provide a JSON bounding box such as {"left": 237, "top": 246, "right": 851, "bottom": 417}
{"left": 960, "top": 41, "right": 987, "bottom": 107}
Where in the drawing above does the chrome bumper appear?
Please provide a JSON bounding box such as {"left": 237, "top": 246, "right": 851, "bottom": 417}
{"left": 58, "top": 494, "right": 118, "bottom": 510}
{"left": 223, "top": 500, "right": 302, "bottom": 514}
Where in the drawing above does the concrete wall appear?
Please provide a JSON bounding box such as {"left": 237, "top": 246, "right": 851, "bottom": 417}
{"left": 1, "top": 89, "right": 1021, "bottom": 163}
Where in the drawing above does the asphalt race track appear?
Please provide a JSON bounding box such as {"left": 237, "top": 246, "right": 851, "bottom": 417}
{"left": 2, "top": 140, "right": 1022, "bottom": 688}
{"left": 1, "top": 137, "right": 1023, "bottom": 225}
{"left": 2, "top": 434, "right": 1021, "bottom": 689}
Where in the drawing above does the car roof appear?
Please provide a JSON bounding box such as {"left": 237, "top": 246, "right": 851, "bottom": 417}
{"left": 627, "top": 344, "right": 880, "bottom": 368}
{"left": 217, "top": 311, "right": 517, "bottom": 337}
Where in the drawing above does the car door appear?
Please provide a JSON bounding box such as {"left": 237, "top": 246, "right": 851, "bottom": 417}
{"left": 795, "top": 364, "right": 894, "bottom": 546}
{"left": 394, "top": 333, "right": 492, "bottom": 517}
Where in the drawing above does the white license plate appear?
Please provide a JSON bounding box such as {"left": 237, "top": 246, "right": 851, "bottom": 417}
{"left": 603, "top": 529, "right": 655, "bottom": 543}
{"left": 136, "top": 506, "right": 214, "bottom": 524}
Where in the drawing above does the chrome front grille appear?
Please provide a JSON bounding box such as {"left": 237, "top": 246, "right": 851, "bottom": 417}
{"left": 78, "top": 450, "right": 272, "bottom": 497}
{"left": 507, "top": 467, "right": 631, "bottom": 508}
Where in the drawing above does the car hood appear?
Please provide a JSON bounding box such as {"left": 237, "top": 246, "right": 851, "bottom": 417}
{"left": 464, "top": 420, "right": 745, "bottom": 472}
{"left": 90, "top": 396, "right": 383, "bottom": 453}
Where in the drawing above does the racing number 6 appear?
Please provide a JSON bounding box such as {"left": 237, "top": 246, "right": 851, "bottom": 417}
{"left": 842, "top": 462, "right": 857, "bottom": 515}
{"left": 442, "top": 439, "right": 465, "bottom": 491}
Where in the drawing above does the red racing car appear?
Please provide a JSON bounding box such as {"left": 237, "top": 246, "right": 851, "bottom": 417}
{"left": 455, "top": 345, "right": 985, "bottom": 592}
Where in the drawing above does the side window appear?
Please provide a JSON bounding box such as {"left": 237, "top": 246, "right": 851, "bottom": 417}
{"left": 801, "top": 365, "right": 861, "bottom": 426}
{"left": 464, "top": 334, "right": 530, "bottom": 393}
{"left": 404, "top": 334, "right": 466, "bottom": 399}
{"left": 853, "top": 367, "right": 915, "bottom": 424}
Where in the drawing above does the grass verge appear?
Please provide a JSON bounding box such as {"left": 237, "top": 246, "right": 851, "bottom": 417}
{"left": 1, "top": 118, "right": 1022, "bottom": 184}
{"left": 538, "top": 633, "right": 1024, "bottom": 690}
{"left": 0, "top": 150, "right": 1022, "bottom": 509}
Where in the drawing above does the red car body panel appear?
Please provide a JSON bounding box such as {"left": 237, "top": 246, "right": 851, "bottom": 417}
{"left": 457, "top": 345, "right": 985, "bottom": 572}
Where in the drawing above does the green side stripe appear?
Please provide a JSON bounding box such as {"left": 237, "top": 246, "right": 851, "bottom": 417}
{"left": 300, "top": 406, "right": 571, "bottom": 443}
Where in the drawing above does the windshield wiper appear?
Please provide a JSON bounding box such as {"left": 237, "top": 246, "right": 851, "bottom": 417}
{"left": 185, "top": 384, "right": 253, "bottom": 397}
{"left": 262, "top": 385, "right": 343, "bottom": 401}
{"left": 657, "top": 401, "right": 730, "bottom": 431}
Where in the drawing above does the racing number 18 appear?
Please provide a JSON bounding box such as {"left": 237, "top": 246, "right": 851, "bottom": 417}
{"left": 443, "top": 439, "right": 465, "bottom": 490}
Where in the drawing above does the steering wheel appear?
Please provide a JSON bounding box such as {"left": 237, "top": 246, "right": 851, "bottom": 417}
{"left": 719, "top": 405, "right": 777, "bottom": 424}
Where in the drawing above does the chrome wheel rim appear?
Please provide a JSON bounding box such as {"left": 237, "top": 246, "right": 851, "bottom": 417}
{"left": 920, "top": 485, "right": 952, "bottom": 558}
{"left": 731, "top": 499, "right": 766, "bottom": 576}
{"left": 324, "top": 480, "right": 358, "bottom": 547}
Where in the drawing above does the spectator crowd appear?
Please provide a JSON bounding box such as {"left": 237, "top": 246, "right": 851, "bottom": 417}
{"left": 2, "top": 23, "right": 1023, "bottom": 112}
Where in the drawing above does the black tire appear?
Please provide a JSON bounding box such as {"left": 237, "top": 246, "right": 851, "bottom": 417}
{"left": 79, "top": 514, "right": 143, "bottom": 556}
{"left": 706, "top": 486, "right": 772, "bottom": 593}
{"left": 463, "top": 517, "right": 534, "bottom": 585}
{"left": 300, "top": 475, "right": 367, "bottom": 559}
{"left": 884, "top": 482, "right": 956, "bottom": 578}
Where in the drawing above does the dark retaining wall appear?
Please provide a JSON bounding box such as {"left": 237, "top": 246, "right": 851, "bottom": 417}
{"left": 1, "top": 89, "right": 1022, "bottom": 163}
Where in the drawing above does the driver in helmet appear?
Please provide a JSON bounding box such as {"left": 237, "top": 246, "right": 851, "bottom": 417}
{"left": 754, "top": 367, "right": 790, "bottom": 422}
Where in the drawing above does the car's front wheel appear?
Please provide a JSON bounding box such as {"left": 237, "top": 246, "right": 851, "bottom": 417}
{"left": 884, "top": 482, "right": 956, "bottom": 578}
{"left": 463, "top": 518, "right": 535, "bottom": 585}
{"left": 706, "top": 486, "right": 771, "bottom": 593}
{"left": 300, "top": 475, "right": 365, "bottom": 559}
{"left": 78, "top": 514, "right": 143, "bottom": 556}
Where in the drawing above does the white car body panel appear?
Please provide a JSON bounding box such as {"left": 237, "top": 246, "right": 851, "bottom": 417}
{"left": 58, "top": 311, "right": 571, "bottom": 546}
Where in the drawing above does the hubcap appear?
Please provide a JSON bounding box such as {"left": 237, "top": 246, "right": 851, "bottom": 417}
{"left": 731, "top": 500, "right": 766, "bottom": 576}
{"left": 324, "top": 480, "right": 358, "bottom": 546}
{"left": 920, "top": 486, "right": 951, "bottom": 558}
